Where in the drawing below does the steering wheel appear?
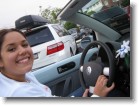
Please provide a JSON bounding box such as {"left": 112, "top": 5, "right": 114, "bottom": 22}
{"left": 79, "top": 41, "right": 115, "bottom": 94}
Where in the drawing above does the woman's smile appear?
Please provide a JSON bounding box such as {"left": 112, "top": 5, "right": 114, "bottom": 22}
{"left": 16, "top": 56, "right": 30, "bottom": 64}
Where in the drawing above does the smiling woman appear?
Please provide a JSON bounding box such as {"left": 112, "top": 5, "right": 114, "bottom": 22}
{"left": 0, "top": 28, "right": 52, "bottom": 97}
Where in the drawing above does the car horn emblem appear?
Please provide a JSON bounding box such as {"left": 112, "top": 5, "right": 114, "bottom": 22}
{"left": 86, "top": 66, "right": 92, "bottom": 75}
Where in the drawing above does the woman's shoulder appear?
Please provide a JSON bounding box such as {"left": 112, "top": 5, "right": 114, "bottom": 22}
{"left": 0, "top": 73, "right": 15, "bottom": 83}
{"left": 0, "top": 73, "right": 24, "bottom": 97}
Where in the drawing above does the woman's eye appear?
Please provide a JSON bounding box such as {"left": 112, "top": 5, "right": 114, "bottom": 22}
{"left": 22, "top": 43, "right": 29, "bottom": 47}
{"left": 8, "top": 47, "right": 16, "bottom": 52}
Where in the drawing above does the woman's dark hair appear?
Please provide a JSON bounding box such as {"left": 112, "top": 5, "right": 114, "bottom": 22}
{"left": 0, "top": 28, "right": 26, "bottom": 57}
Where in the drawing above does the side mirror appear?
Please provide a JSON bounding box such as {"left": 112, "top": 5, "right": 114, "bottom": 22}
{"left": 80, "top": 35, "right": 94, "bottom": 49}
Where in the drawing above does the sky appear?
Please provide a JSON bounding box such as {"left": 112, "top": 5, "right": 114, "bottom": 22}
{"left": 0, "top": 0, "right": 70, "bottom": 28}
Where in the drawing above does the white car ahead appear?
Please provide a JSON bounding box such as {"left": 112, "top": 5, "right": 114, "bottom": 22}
{"left": 25, "top": 24, "right": 77, "bottom": 70}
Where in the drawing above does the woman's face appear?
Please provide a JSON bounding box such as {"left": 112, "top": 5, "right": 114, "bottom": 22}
{"left": 0, "top": 31, "right": 34, "bottom": 79}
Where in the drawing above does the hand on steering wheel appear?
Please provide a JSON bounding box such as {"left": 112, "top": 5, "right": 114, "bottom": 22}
{"left": 82, "top": 75, "right": 115, "bottom": 97}
{"left": 79, "top": 41, "right": 115, "bottom": 96}
{"left": 93, "top": 75, "right": 115, "bottom": 97}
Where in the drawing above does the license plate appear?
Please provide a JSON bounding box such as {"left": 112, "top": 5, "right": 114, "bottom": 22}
{"left": 33, "top": 53, "right": 38, "bottom": 59}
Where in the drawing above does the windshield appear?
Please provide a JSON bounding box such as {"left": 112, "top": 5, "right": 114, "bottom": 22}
{"left": 78, "top": 0, "right": 130, "bottom": 35}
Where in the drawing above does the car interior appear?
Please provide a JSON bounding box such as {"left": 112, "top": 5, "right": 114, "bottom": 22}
{"left": 33, "top": 0, "right": 130, "bottom": 97}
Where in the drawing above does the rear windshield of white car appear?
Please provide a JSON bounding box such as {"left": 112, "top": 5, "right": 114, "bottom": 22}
{"left": 25, "top": 27, "right": 54, "bottom": 47}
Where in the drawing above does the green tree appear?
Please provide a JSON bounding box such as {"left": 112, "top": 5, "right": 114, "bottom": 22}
{"left": 121, "top": 0, "right": 130, "bottom": 7}
{"left": 86, "top": 10, "right": 96, "bottom": 16}
{"left": 64, "top": 21, "right": 77, "bottom": 30}
{"left": 41, "top": 7, "right": 61, "bottom": 23}
{"left": 41, "top": 7, "right": 51, "bottom": 20}
{"left": 80, "top": 10, "right": 96, "bottom": 16}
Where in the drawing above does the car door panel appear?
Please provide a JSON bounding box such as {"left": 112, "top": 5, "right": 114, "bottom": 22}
{"left": 33, "top": 48, "right": 98, "bottom": 96}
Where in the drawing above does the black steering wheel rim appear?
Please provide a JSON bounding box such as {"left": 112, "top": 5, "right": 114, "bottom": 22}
{"left": 79, "top": 41, "right": 115, "bottom": 89}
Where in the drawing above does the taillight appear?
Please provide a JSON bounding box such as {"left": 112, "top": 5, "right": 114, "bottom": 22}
{"left": 47, "top": 41, "right": 64, "bottom": 55}
{"left": 57, "top": 42, "right": 64, "bottom": 51}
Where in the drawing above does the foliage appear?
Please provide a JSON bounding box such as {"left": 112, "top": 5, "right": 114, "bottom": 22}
{"left": 79, "top": 9, "right": 95, "bottom": 16}
{"left": 86, "top": 10, "right": 96, "bottom": 16}
{"left": 64, "top": 21, "right": 77, "bottom": 30}
{"left": 121, "top": 0, "right": 130, "bottom": 7}
{"left": 41, "top": 7, "right": 61, "bottom": 23}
